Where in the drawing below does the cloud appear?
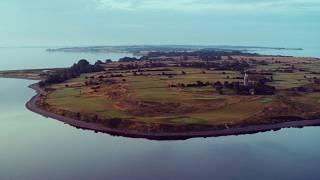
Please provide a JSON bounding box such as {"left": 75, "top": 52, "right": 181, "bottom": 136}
{"left": 96, "top": 0, "right": 320, "bottom": 12}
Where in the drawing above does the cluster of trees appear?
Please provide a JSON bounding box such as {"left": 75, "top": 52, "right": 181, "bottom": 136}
{"left": 40, "top": 59, "right": 104, "bottom": 86}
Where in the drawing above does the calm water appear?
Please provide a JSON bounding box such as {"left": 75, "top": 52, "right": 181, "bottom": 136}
{"left": 1, "top": 48, "right": 320, "bottom": 180}
{"left": 0, "top": 47, "right": 134, "bottom": 70}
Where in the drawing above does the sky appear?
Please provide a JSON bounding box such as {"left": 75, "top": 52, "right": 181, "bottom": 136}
{"left": 0, "top": 0, "right": 319, "bottom": 48}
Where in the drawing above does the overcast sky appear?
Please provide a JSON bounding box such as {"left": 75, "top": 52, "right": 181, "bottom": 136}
{"left": 0, "top": 0, "right": 319, "bottom": 48}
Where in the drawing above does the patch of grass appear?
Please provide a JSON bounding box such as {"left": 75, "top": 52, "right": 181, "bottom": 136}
{"left": 269, "top": 72, "right": 309, "bottom": 89}
{"left": 46, "top": 87, "right": 130, "bottom": 119}
{"left": 259, "top": 97, "right": 273, "bottom": 104}
{"left": 187, "top": 100, "right": 265, "bottom": 125}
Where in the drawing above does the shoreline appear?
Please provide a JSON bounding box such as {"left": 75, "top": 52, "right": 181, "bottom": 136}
{"left": 26, "top": 83, "right": 320, "bottom": 140}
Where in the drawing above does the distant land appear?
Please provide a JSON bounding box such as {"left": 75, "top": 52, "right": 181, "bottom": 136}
{"left": 46, "top": 45, "right": 303, "bottom": 56}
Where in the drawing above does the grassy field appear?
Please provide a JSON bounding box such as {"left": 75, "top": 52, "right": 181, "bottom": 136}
{"left": 40, "top": 55, "right": 320, "bottom": 127}
{"left": 43, "top": 70, "right": 273, "bottom": 126}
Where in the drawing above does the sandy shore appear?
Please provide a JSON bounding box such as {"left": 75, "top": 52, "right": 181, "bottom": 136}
{"left": 26, "top": 83, "right": 320, "bottom": 140}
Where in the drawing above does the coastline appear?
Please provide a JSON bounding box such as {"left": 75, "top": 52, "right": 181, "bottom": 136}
{"left": 26, "top": 82, "right": 320, "bottom": 140}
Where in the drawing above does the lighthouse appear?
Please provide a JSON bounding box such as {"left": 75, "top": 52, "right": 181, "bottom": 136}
{"left": 244, "top": 72, "right": 249, "bottom": 86}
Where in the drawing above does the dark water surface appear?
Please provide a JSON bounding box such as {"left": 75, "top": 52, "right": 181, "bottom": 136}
{"left": 1, "top": 48, "right": 320, "bottom": 180}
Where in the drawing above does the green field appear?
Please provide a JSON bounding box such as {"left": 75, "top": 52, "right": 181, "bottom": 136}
{"left": 36, "top": 55, "right": 320, "bottom": 128}
{"left": 45, "top": 72, "right": 278, "bottom": 126}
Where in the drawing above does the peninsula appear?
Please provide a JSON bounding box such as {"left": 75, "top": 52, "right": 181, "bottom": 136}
{"left": 2, "top": 49, "right": 320, "bottom": 140}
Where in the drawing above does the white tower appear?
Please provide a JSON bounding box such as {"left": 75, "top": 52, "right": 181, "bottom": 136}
{"left": 244, "top": 72, "right": 249, "bottom": 86}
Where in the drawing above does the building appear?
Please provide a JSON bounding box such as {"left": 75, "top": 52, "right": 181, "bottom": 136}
{"left": 243, "top": 72, "right": 272, "bottom": 86}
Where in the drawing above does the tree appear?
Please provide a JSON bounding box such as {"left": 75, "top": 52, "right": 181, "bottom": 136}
{"left": 78, "top": 59, "right": 90, "bottom": 67}
{"left": 105, "top": 59, "right": 112, "bottom": 63}
{"left": 119, "top": 57, "right": 138, "bottom": 62}
{"left": 95, "top": 60, "right": 103, "bottom": 65}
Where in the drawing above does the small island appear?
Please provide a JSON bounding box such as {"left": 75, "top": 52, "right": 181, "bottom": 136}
{"left": 2, "top": 49, "right": 320, "bottom": 140}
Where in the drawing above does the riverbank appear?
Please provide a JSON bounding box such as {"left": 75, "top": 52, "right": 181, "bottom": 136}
{"left": 25, "top": 83, "right": 320, "bottom": 140}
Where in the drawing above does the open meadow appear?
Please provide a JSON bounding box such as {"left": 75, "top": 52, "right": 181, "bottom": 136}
{"left": 41, "top": 54, "right": 320, "bottom": 129}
